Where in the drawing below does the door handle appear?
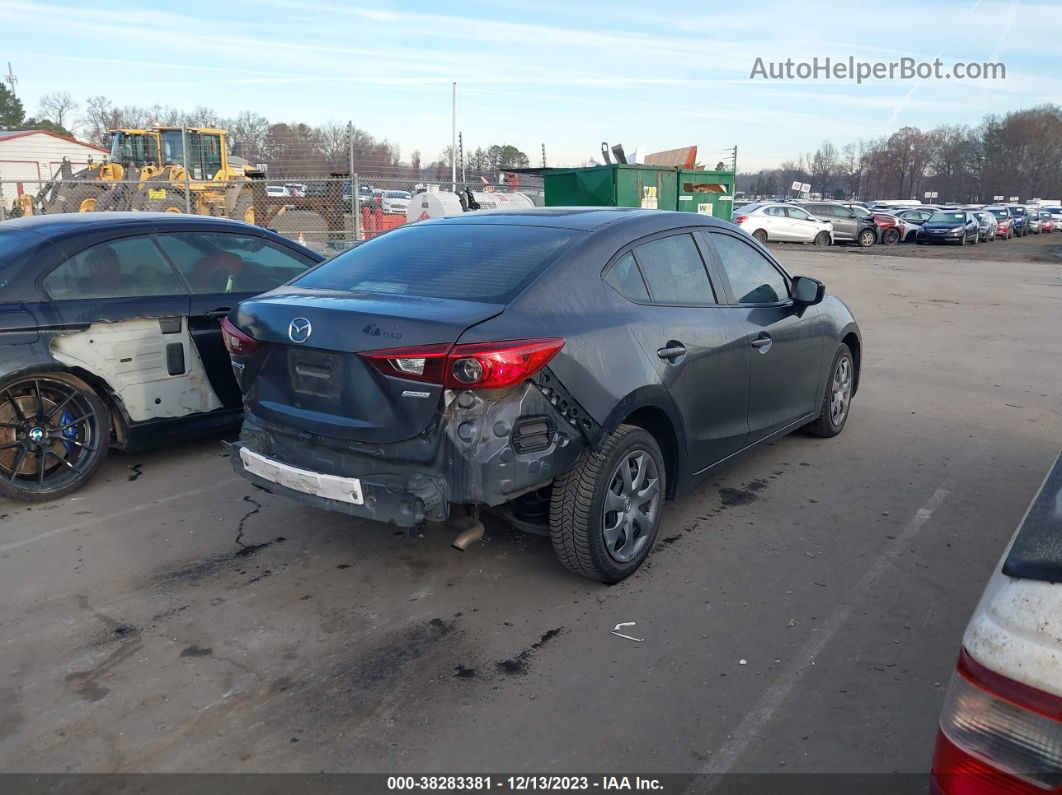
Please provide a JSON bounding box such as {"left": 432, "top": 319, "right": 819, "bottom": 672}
{"left": 657, "top": 343, "right": 687, "bottom": 362}
{"left": 750, "top": 333, "right": 773, "bottom": 353}
{"left": 205, "top": 307, "right": 232, "bottom": 320}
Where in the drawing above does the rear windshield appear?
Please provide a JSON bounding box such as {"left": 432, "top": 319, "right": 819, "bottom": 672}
{"left": 293, "top": 223, "right": 577, "bottom": 302}
{"left": 928, "top": 211, "right": 965, "bottom": 223}
{"left": 988, "top": 208, "right": 1009, "bottom": 218}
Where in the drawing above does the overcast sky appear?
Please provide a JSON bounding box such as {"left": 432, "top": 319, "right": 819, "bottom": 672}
{"left": 3, "top": 0, "right": 1059, "bottom": 170}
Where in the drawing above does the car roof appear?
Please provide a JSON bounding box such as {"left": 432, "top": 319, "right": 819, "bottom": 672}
{"left": 1, "top": 212, "right": 318, "bottom": 251}
{"left": 421, "top": 206, "right": 731, "bottom": 232}
{"left": 3, "top": 212, "right": 266, "bottom": 234}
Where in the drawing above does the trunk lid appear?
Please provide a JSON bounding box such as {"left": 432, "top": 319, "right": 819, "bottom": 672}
{"left": 235, "top": 289, "right": 503, "bottom": 443}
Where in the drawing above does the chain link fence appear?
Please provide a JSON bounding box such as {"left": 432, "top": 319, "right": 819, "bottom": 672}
{"left": 0, "top": 173, "right": 545, "bottom": 256}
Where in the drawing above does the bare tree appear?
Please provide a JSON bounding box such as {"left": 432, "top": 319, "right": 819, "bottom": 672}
{"left": 222, "top": 110, "right": 270, "bottom": 162}
{"left": 80, "top": 96, "right": 122, "bottom": 147}
{"left": 37, "top": 91, "right": 78, "bottom": 128}
{"left": 810, "top": 140, "right": 838, "bottom": 197}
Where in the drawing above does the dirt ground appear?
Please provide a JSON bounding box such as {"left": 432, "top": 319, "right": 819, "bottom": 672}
{"left": 771, "top": 226, "right": 1062, "bottom": 263}
{"left": 1, "top": 240, "right": 1060, "bottom": 777}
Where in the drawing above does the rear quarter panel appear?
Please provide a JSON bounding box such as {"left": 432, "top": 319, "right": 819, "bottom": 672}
{"left": 963, "top": 453, "right": 1062, "bottom": 698}
{"left": 454, "top": 229, "right": 665, "bottom": 431}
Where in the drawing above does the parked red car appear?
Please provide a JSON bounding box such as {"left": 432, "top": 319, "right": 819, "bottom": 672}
{"left": 869, "top": 212, "right": 903, "bottom": 245}
{"left": 1040, "top": 212, "right": 1054, "bottom": 233}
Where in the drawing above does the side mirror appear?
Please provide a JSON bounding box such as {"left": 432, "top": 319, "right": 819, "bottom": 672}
{"left": 792, "top": 275, "right": 825, "bottom": 305}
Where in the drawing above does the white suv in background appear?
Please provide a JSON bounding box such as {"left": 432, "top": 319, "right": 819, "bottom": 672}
{"left": 731, "top": 203, "right": 833, "bottom": 245}
{"left": 931, "top": 452, "right": 1062, "bottom": 793}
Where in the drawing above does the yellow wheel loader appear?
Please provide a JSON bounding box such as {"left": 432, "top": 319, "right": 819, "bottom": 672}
{"left": 131, "top": 127, "right": 261, "bottom": 223}
{"left": 32, "top": 127, "right": 261, "bottom": 223}
{"left": 34, "top": 129, "right": 162, "bottom": 215}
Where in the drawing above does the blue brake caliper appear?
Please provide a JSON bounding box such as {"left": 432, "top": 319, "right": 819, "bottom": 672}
{"left": 59, "top": 408, "right": 78, "bottom": 455}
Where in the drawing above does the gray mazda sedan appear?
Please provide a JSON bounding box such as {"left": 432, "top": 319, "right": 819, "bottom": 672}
{"left": 224, "top": 208, "right": 861, "bottom": 582}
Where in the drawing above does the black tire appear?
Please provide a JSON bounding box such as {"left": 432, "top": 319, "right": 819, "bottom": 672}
{"left": 858, "top": 229, "right": 876, "bottom": 247}
{"left": 550, "top": 424, "right": 666, "bottom": 583}
{"left": 813, "top": 231, "right": 830, "bottom": 247}
{"left": 752, "top": 229, "right": 768, "bottom": 244}
{"left": 144, "top": 191, "right": 188, "bottom": 214}
{"left": 882, "top": 228, "right": 900, "bottom": 246}
{"left": 43, "top": 184, "right": 106, "bottom": 215}
{"left": 231, "top": 192, "right": 256, "bottom": 224}
{"left": 0, "top": 372, "right": 109, "bottom": 501}
{"left": 803, "top": 344, "right": 854, "bottom": 438}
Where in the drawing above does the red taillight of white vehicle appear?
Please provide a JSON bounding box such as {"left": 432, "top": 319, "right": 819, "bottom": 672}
{"left": 733, "top": 214, "right": 749, "bottom": 224}
{"left": 361, "top": 338, "right": 565, "bottom": 390}
{"left": 931, "top": 647, "right": 1062, "bottom": 793}
{"left": 221, "top": 317, "right": 261, "bottom": 356}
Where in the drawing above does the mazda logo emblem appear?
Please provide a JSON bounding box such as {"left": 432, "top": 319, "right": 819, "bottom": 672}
{"left": 288, "top": 317, "right": 312, "bottom": 343}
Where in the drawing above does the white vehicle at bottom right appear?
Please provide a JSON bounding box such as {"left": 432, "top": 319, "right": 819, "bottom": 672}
{"left": 932, "top": 451, "right": 1062, "bottom": 793}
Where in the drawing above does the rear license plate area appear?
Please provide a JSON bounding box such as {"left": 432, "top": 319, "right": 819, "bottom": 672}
{"left": 288, "top": 348, "right": 342, "bottom": 398}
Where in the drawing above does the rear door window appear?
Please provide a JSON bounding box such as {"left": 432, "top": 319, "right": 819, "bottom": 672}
{"left": 155, "top": 232, "right": 315, "bottom": 294}
{"left": 603, "top": 252, "right": 650, "bottom": 302}
{"left": 43, "top": 236, "right": 186, "bottom": 299}
{"left": 633, "top": 233, "right": 716, "bottom": 305}
{"left": 293, "top": 224, "right": 576, "bottom": 303}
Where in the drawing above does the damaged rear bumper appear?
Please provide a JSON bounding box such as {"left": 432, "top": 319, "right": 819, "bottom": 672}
{"left": 229, "top": 380, "right": 592, "bottom": 528}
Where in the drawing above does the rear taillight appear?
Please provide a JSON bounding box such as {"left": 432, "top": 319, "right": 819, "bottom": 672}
{"left": 221, "top": 317, "right": 261, "bottom": 356}
{"left": 361, "top": 338, "right": 564, "bottom": 390}
{"left": 932, "top": 648, "right": 1062, "bottom": 793}
{"left": 733, "top": 214, "right": 749, "bottom": 224}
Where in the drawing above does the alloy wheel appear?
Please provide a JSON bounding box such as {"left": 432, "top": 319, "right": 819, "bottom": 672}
{"left": 602, "top": 450, "right": 660, "bottom": 563}
{"left": 830, "top": 356, "right": 853, "bottom": 426}
{"left": 0, "top": 377, "right": 102, "bottom": 492}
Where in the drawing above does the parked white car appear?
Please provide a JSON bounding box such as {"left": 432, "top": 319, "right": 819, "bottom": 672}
{"left": 731, "top": 203, "right": 833, "bottom": 245}
{"left": 931, "top": 452, "right": 1062, "bottom": 793}
{"left": 266, "top": 185, "right": 291, "bottom": 198}
{"left": 382, "top": 190, "right": 412, "bottom": 215}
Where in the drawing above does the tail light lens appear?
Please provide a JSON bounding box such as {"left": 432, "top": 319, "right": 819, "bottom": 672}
{"left": 221, "top": 317, "right": 261, "bottom": 356}
{"left": 932, "top": 648, "right": 1062, "bottom": 793}
{"left": 733, "top": 214, "right": 749, "bottom": 224}
{"left": 361, "top": 338, "right": 564, "bottom": 390}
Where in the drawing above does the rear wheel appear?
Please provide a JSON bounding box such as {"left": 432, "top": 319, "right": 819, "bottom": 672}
{"left": 813, "top": 231, "right": 830, "bottom": 246}
{"left": 0, "top": 373, "right": 109, "bottom": 501}
{"left": 882, "top": 228, "right": 900, "bottom": 246}
{"left": 858, "top": 229, "right": 876, "bottom": 247}
{"left": 232, "top": 192, "right": 255, "bottom": 224}
{"left": 550, "top": 425, "right": 665, "bottom": 583}
{"left": 145, "top": 192, "right": 187, "bottom": 213}
{"left": 752, "top": 229, "right": 768, "bottom": 244}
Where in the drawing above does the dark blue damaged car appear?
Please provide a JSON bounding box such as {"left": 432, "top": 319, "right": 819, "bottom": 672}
{"left": 225, "top": 208, "right": 861, "bottom": 582}
{"left": 0, "top": 213, "right": 321, "bottom": 502}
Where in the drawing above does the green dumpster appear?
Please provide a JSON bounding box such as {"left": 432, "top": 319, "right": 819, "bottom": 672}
{"left": 544, "top": 165, "right": 678, "bottom": 211}
{"left": 543, "top": 164, "right": 735, "bottom": 220}
{"left": 676, "top": 170, "right": 735, "bottom": 219}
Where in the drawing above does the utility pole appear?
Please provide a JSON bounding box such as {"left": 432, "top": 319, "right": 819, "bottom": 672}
{"left": 451, "top": 82, "right": 457, "bottom": 192}
{"left": 4, "top": 63, "right": 17, "bottom": 92}
{"left": 348, "top": 120, "right": 361, "bottom": 242}
{"left": 458, "top": 131, "right": 465, "bottom": 184}
{"left": 180, "top": 122, "right": 192, "bottom": 214}
{"left": 541, "top": 143, "right": 546, "bottom": 169}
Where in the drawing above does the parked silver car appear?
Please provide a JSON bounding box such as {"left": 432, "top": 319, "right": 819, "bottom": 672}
{"left": 732, "top": 203, "right": 833, "bottom": 245}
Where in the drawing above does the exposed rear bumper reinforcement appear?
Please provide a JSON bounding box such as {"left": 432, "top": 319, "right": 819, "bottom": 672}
{"left": 227, "top": 440, "right": 435, "bottom": 528}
